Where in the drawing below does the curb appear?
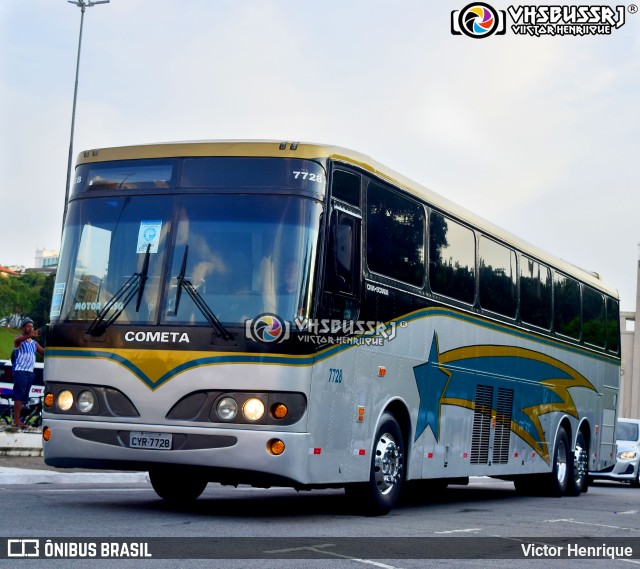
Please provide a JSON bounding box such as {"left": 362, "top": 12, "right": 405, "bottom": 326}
{"left": 0, "top": 428, "right": 42, "bottom": 457}
{"left": 0, "top": 429, "right": 149, "bottom": 484}
{"left": 0, "top": 466, "right": 149, "bottom": 485}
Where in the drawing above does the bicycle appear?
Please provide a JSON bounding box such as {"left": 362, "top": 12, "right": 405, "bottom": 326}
{"left": 0, "top": 390, "right": 42, "bottom": 428}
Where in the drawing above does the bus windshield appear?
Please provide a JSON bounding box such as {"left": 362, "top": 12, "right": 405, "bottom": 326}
{"left": 54, "top": 194, "right": 322, "bottom": 327}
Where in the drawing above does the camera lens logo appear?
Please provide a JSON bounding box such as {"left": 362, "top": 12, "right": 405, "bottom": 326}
{"left": 245, "top": 313, "right": 290, "bottom": 344}
{"left": 451, "top": 3, "right": 506, "bottom": 38}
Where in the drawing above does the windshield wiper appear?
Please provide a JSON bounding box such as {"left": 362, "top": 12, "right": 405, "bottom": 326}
{"left": 172, "top": 246, "right": 233, "bottom": 341}
{"left": 86, "top": 244, "right": 151, "bottom": 337}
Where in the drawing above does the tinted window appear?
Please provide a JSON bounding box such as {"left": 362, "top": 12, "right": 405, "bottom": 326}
{"left": 607, "top": 297, "right": 620, "bottom": 353}
{"left": 520, "top": 257, "right": 552, "bottom": 329}
{"left": 617, "top": 421, "right": 639, "bottom": 442}
{"left": 325, "top": 211, "right": 359, "bottom": 296}
{"left": 555, "top": 274, "right": 581, "bottom": 339}
{"left": 180, "top": 158, "right": 326, "bottom": 191}
{"left": 583, "top": 287, "right": 605, "bottom": 347}
{"left": 429, "top": 212, "right": 475, "bottom": 304}
{"left": 479, "top": 237, "right": 517, "bottom": 317}
{"left": 366, "top": 182, "right": 425, "bottom": 287}
{"left": 332, "top": 170, "right": 360, "bottom": 206}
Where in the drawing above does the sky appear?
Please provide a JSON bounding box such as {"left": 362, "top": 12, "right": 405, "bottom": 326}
{"left": 0, "top": 1, "right": 639, "bottom": 310}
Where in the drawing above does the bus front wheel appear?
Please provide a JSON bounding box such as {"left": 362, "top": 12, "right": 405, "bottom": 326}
{"left": 345, "top": 413, "right": 405, "bottom": 515}
{"left": 149, "top": 468, "right": 208, "bottom": 502}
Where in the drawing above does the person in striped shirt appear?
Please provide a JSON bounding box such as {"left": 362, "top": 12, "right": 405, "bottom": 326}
{"left": 13, "top": 317, "right": 44, "bottom": 428}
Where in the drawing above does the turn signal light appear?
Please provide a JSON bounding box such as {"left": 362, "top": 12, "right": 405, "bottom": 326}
{"left": 44, "top": 393, "right": 54, "bottom": 408}
{"left": 268, "top": 439, "right": 285, "bottom": 455}
{"left": 43, "top": 427, "right": 51, "bottom": 442}
{"left": 272, "top": 404, "right": 288, "bottom": 419}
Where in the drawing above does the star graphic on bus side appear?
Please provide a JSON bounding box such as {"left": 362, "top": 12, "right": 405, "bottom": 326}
{"left": 412, "top": 332, "right": 598, "bottom": 462}
{"left": 412, "top": 333, "right": 451, "bottom": 442}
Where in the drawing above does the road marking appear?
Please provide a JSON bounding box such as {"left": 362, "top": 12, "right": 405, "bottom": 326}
{"left": 434, "top": 528, "right": 481, "bottom": 534}
{"left": 265, "top": 543, "right": 402, "bottom": 569}
{"left": 545, "top": 518, "right": 640, "bottom": 532}
{"left": 39, "top": 488, "right": 152, "bottom": 493}
{"left": 618, "top": 510, "right": 638, "bottom": 515}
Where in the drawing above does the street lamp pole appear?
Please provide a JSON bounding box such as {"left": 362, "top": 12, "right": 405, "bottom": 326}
{"left": 62, "top": 0, "right": 110, "bottom": 230}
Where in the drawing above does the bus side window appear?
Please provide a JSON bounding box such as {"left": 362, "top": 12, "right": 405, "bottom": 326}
{"left": 606, "top": 297, "right": 620, "bottom": 353}
{"left": 322, "top": 210, "right": 361, "bottom": 321}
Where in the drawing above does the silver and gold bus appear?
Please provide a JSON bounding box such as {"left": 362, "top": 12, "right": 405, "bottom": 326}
{"left": 44, "top": 141, "right": 620, "bottom": 514}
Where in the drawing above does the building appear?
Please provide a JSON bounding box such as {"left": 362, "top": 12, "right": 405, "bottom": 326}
{"left": 0, "top": 265, "right": 19, "bottom": 278}
{"left": 620, "top": 249, "right": 640, "bottom": 419}
{"left": 34, "top": 248, "right": 59, "bottom": 273}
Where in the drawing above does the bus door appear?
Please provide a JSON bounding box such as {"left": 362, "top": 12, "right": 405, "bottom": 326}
{"left": 308, "top": 201, "right": 365, "bottom": 464}
{"left": 320, "top": 202, "right": 361, "bottom": 322}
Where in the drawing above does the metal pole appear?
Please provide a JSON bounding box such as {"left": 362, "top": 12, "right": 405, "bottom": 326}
{"left": 62, "top": 0, "right": 110, "bottom": 231}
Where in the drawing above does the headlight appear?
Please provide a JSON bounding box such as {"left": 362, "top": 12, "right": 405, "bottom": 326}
{"left": 217, "top": 397, "right": 238, "bottom": 420}
{"left": 77, "top": 390, "right": 96, "bottom": 413}
{"left": 57, "top": 390, "right": 74, "bottom": 411}
{"left": 243, "top": 398, "right": 265, "bottom": 422}
{"left": 618, "top": 451, "right": 637, "bottom": 460}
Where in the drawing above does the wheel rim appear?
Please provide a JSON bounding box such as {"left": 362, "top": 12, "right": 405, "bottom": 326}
{"left": 374, "top": 432, "right": 403, "bottom": 495}
{"left": 556, "top": 440, "right": 567, "bottom": 485}
{"left": 574, "top": 443, "right": 587, "bottom": 485}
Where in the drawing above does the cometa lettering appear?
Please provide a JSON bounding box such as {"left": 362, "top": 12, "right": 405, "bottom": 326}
{"left": 124, "top": 331, "right": 190, "bottom": 343}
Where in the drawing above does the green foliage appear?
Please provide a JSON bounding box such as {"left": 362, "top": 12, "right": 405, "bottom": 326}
{"left": 0, "top": 327, "right": 18, "bottom": 360}
{"left": 0, "top": 272, "right": 54, "bottom": 326}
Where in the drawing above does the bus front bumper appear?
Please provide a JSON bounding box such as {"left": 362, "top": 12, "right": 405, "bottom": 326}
{"left": 43, "top": 418, "right": 315, "bottom": 487}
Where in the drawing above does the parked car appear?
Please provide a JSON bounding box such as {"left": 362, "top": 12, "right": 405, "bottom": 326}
{"left": 590, "top": 418, "right": 640, "bottom": 487}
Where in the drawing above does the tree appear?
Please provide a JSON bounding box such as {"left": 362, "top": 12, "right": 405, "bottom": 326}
{"left": 0, "top": 272, "right": 55, "bottom": 325}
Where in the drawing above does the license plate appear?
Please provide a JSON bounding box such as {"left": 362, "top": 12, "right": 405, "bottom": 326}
{"left": 129, "top": 431, "right": 172, "bottom": 450}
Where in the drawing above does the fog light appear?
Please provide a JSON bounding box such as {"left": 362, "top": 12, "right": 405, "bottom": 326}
{"left": 243, "top": 398, "right": 265, "bottom": 422}
{"left": 43, "top": 426, "right": 51, "bottom": 442}
{"left": 268, "top": 439, "right": 285, "bottom": 455}
{"left": 217, "top": 397, "right": 238, "bottom": 420}
{"left": 272, "top": 403, "right": 288, "bottom": 419}
{"left": 77, "top": 390, "right": 96, "bottom": 413}
{"left": 57, "top": 390, "right": 74, "bottom": 411}
{"left": 44, "top": 393, "right": 54, "bottom": 408}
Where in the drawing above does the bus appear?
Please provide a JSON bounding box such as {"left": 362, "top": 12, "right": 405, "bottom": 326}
{"left": 43, "top": 141, "right": 620, "bottom": 514}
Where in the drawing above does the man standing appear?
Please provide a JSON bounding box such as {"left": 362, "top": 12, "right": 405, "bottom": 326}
{"left": 13, "top": 317, "right": 44, "bottom": 428}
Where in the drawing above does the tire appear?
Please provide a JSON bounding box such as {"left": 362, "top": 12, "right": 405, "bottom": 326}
{"left": 566, "top": 430, "right": 588, "bottom": 496}
{"left": 149, "top": 468, "right": 208, "bottom": 502}
{"left": 345, "top": 413, "right": 405, "bottom": 515}
{"left": 631, "top": 469, "right": 640, "bottom": 488}
{"left": 546, "top": 426, "right": 571, "bottom": 497}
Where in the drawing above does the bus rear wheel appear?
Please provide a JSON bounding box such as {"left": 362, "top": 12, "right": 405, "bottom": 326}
{"left": 567, "top": 430, "right": 588, "bottom": 496}
{"left": 149, "top": 468, "right": 208, "bottom": 502}
{"left": 345, "top": 413, "right": 405, "bottom": 516}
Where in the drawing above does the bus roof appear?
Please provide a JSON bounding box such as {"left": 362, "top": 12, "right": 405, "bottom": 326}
{"left": 76, "top": 140, "right": 618, "bottom": 299}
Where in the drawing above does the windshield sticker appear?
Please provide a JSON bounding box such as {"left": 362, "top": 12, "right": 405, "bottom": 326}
{"left": 137, "top": 220, "right": 162, "bottom": 253}
{"left": 50, "top": 283, "right": 65, "bottom": 318}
